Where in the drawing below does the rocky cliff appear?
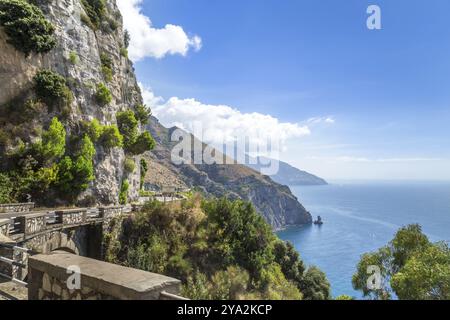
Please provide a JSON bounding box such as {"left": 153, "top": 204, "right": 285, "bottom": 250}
{"left": 0, "top": 0, "right": 142, "bottom": 205}
{"left": 143, "top": 117, "right": 313, "bottom": 229}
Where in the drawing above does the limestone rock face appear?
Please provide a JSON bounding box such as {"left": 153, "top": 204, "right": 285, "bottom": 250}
{"left": 0, "top": 0, "right": 141, "bottom": 205}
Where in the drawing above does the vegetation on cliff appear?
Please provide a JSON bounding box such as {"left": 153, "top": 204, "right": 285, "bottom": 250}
{"left": 353, "top": 224, "right": 450, "bottom": 300}
{"left": 104, "top": 196, "right": 330, "bottom": 300}
{"left": 0, "top": 0, "right": 56, "bottom": 55}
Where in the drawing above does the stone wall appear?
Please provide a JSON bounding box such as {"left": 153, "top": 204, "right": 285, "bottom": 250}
{"left": 0, "top": 203, "right": 35, "bottom": 214}
{"left": 28, "top": 252, "right": 181, "bottom": 300}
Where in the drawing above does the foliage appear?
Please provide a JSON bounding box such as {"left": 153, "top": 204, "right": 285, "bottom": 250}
{"left": 391, "top": 242, "right": 450, "bottom": 300}
{"left": 0, "top": 173, "right": 13, "bottom": 204}
{"left": 95, "top": 83, "right": 112, "bottom": 105}
{"left": 99, "top": 125, "right": 123, "bottom": 149}
{"left": 69, "top": 51, "right": 79, "bottom": 65}
{"left": 335, "top": 295, "right": 354, "bottom": 300}
{"left": 124, "top": 158, "right": 135, "bottom": 174}
{"left": 80, "top": 0, "right": 106, "bottom": 30}
{"left": 55, "top": 135, "right": 95, "bottom": 198}
{"left": 104, "top": 197, "right": 329, "bottom": 300}
{"left": 116, "top": 110, "right": 138, "bottom": 149}
{"left": 82, "top": 119, "right": 123, "bottom": 149}
{"left": 34, "top": 117, "right": 66, "bottom": 164}
{"left": 34, "top": 70, "right": 73, "bottom": 110}
{"left": 298, "top": 266, "right": 331, "bottom": 300}
{"left": 120, "top": 47, "right": 128, "bottom": 58}
{"left": 83, "top": 119, "right": 103, "bottom": 142}
{"left": 128, "top": 131, "right": 155, "bottom": 155}
{"left": 0, "top": 0, "right": 56, "bottom": 55}
{"left": 134, "top": 104, "right": 151, "bottom": 125}
{"left": 119, "top": 179, "right": 129, "bottom": 205}
{"left": 100, "top": 53, "right": 113, "bottom": 82}
{"left": 353, "top": 224, "right": 449, "bottom": 300}
{"left": 139, "top": 158, "right": 148, "bottom": 190}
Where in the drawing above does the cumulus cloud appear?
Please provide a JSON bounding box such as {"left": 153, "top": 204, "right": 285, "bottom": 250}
{"left": 140, "top": 85, "right": 311, "bottom": 151}
{"left": 117, "top": 0, "right": 202, "bottom": 61}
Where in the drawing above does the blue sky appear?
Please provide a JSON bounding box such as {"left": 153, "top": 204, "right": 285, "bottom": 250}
{"left": 119, "top": 0, "right": 450, "bottom": 180}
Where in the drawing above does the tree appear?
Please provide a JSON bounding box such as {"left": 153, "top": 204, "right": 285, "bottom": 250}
{"left": 34, "top": 70, "right": 72, "bottom": 110}
{"left": 116, "top": 110, "right": 138, "bottom": 150}
{"left": 35, "top": 117, "right": 66, "bottom": 164}
{"left": 0, "top": 173, "right": 13, "bottom": 204}
{"left": 299, "top": 266, "right": 331, "bottom": 300}
{"left": 352, "top": 224, "right": 449, "bottom": 300}
{"left": 128, "top": 132, "right": 156, "bottom": 155}
{"left": 391, "top": 242, "right": 450, "bottom": 300}
{"left": 0, "top": 0, "right": 56, "bottom": 55}
{"left": 95, "top": 83, "right": 112, "bottom": 105}
{"left": 134, "top": 104, "right": 151, "bottom": 125}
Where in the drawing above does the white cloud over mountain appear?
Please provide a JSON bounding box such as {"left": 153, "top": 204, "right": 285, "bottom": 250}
{"left": 117, "top": 0, "right": 202, "bottom": 61}
{"left": 139, "top": 85, "right": 311, "bottom": 150}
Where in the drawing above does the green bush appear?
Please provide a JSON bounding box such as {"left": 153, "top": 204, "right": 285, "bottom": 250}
{"left": 104, "top": 196, "right": 324, "bottom": 300}
{"left": 0, "top": 173, "right": 13, "bottom": 204}
{"left": 0, "top": 0, "right": 56, "bottom": 55}
{"left": 34, "top": 70, "right": 73, "bottom": 110}
{"left": 140, "top": 158, "right": 148, "bottom": 190}
{"left": 116, "top": 110, "right": 155, "bottom": 155}
{"left": 69, "top": 51, "right": 79, "bottom": 65}
{"left": 128, "top": 131, "right": 155, "bottom": 155}
{"left": 134, "top": 104, "right": 151, "bottom": 125}
{"left": 120, "top": 47, "right": 128, "bottom": 58}
{"left": 95, "top": 83, "right": 112, "bottom": 105}
{"left": 99, "top": 125, "right": 123, "bottom": 149}
{"left": 81, "top": 0, "right": 106, "bottom": 30}
{"left": 119, "top": 179, "right": 129, "bottom": 205}
{"left": 124, "top": 158, "right": 135, "bottom": 174}
{"left": 83, "top": 119, "right": 103, "bottom": 142}
{"left": 116, "top": 110, "right": 138, "bottom": 149}
{"left": 34, "top": 117, "right": 66, "bottom": 164}
{"left": 100, "top": 53, "right": 113, "bottom": 82}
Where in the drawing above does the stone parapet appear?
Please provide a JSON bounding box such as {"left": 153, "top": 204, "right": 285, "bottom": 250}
{"left": 28, "top": 252, "right": 181, "bottom": 300}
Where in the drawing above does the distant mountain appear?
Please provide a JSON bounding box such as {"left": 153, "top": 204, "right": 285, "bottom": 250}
{"left": 142, "top": 118, "right": 313, "bottom": 229}
{"left": 246, "top": 156, "right": 328, "bottom": 186}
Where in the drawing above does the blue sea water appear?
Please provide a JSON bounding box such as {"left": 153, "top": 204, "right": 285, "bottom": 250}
{"left": 277, "top": 181, "right": 450, "bottom": 299}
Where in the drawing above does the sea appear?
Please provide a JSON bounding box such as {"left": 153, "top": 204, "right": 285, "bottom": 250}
{"left": 277, "top": 180, "right": 450, "bottom": 298}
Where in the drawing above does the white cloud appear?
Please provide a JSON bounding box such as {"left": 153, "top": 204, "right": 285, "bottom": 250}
{"left": 117, "top": 0, "right": 202, "bottom": 61}
{"left": 307, "top": 116, "right": 336, "bottom": 125}
{"left": 140, "top": 85, "right": 311, "bottom": 151}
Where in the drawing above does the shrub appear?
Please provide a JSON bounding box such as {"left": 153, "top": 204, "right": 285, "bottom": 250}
{"left": 119, "top": 179, "right": 129, "bottom": 204}
{"left": 128, "top": 131, "right": 156, "bottom": 155}
{"left": 140, "top": 159, "right": 148, "bottom": 190}
{"left": 95, "top": 83, "right": 112, "bottom": 105}
{"left": 56, "top": 156, "right": 74, "bottom": 194}
{"left": 72, "top": 135, "right": 96, "bottom": 192}
{"left": 0, "top": 0, "right": 56, "bottom": 55}
{"left": 116, "top": 110, "right": 138, "bottom": 149}
{"left": 34, "top": 70, "right": 73, "bottom": 110}
{"left": 134, "top": 104, "right": 151, "bottom": 125}
{"left": 100, "top": 53, "right": 113, "bottom": 82}
{"left": 124, "top": 158, "right": 135, "bottom": 174}
{"left": 99, "top": 125, "right": 123, "bottom": 149}
{"left": 120, "top": 47, "right": 128, "bottom": 58}
{"left": 35, "top": 117, "right": 66, "bottom": 164}
{"left": 0, "top": 173, "right": 13, "bottom": 204}
{"left": 80, "top": 0, "right": 106, "bottom": 30}
{"left": 83, "top": 119, "right": 103, "bottom": 142}
{"left": 69, "top": 51, "right": 79, "bottom": 65}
